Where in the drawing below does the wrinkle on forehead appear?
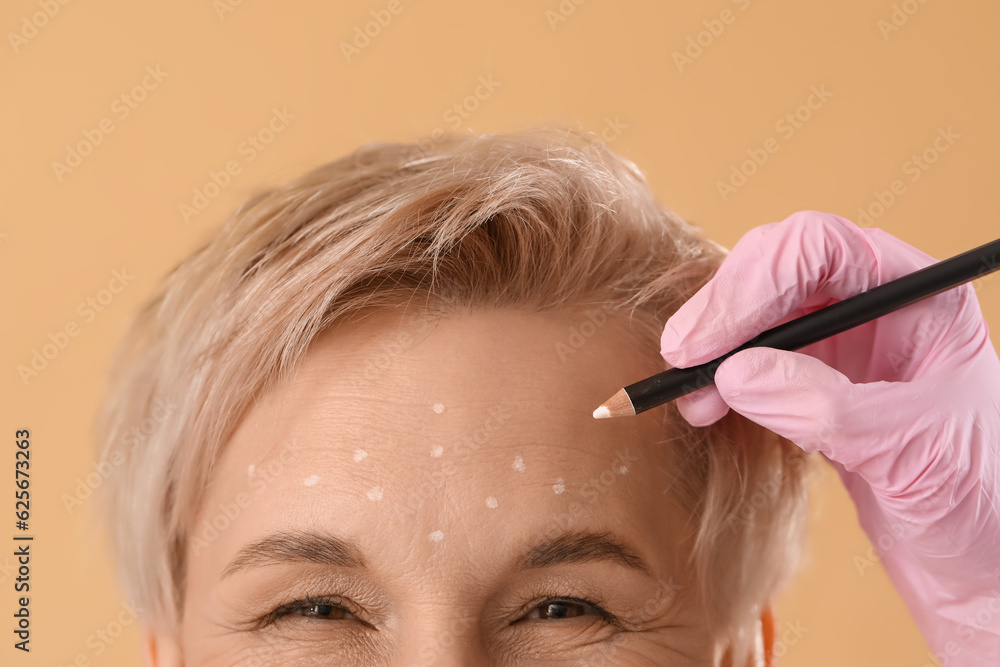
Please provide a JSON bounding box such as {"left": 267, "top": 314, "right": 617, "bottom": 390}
{"left": 194, "top": 305, "right": 684, "bottom": 583}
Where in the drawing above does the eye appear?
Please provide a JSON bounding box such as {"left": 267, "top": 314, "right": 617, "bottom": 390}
{"left": 255, "top": 595, "right": 367, "bottom": 629}
{"left": 284, "top": 597, "right": 356, "bottom": 620}
{"left": 520, "top": 597, "right": 611, "bottom": 622}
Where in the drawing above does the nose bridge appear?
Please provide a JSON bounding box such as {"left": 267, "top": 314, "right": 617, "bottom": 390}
{"left": 396, "top": 611, "right": 491, "bottom": 667}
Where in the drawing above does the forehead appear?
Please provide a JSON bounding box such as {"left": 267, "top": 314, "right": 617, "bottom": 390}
{"left": 196, "top": 306, "right": 683, "bottom": 576}
{"left": 228, "top": 305, "right": 669, "bottom": 462}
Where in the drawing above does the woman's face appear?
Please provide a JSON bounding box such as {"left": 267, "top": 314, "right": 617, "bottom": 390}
{"left": 166, "top": 306, "right": 731, "bottom": 665}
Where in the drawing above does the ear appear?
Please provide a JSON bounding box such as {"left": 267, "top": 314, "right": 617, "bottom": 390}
{"left": 141, "top": 625, "right": 183, "bottom": 667}
{"left": 759, "top": 603, "right": 776, "bottom": 666}
{"left": 718, "top": 604, "right": 777, "bottom": 667}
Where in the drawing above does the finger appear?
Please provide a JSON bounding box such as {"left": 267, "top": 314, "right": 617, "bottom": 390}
{"left": 713, "top": 346, "right": 970, "bottom": 499}
{"left": 660, "top": 211, "right": 939, "bottom": 368}
{"left": 674, "top": 385, "right": 730, "bottom": 426}
{"left": 713, "top": 347, "right": 854, "bottom": 456}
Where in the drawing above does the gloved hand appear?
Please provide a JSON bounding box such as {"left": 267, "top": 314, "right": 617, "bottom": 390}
{"left": 659, "top": 210, "right": 1000, "bottom": 665}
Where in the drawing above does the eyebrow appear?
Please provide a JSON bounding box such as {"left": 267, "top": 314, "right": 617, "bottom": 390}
{"left": 515, "top": 530, "right": 652, "bottom": 576}
{"left": 220, "top": 529, "right": 652, "bottom": 580}
{"left": 221, "top": 530, "right": 366, "bottom": 579}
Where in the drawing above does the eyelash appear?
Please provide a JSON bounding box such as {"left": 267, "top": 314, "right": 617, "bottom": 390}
{"left": 252, "top": 594, "right": 368, "bottom": 630}
{"left": 254, "top": 593, "right": 618, "bottom": 629}
{"left": 515, "top": 595, "right": 616, "bottom": 625}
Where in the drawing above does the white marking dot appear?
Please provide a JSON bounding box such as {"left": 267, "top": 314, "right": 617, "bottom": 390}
{"left": 512, "top": 455, "right": 525, "bottom": 472}
{"left": 303, "top": 474, "right": 320, "bottom": 487}
{"left": 553, "top": 478, "right": 565, "bottom": 494}
{"left": 618, "top": 465, "right": 629, "bottom": 475}
{"left": 354, "top": 449, "right": 368, "bottom": 463}
{"left": 485, "top": 496, "right": 498, "bottom": 509}
{"left": 367, "top": 486, "right": 383, "bottom": 502}
{"left": 593, "top": 405, "right": 611, "bottom": 419}
{"left": 428, "top": 530, "right": 444, "bottom": 542}
{"left": 430, "top": 445, "right": 444, "bottom": 458}
{"left": 432, "top": 402, "right": 445, "bottom": 414}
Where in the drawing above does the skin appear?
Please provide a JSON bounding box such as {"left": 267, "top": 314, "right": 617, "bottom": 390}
{"left": 144, "top": 306, "right": 775, "bottom": 666}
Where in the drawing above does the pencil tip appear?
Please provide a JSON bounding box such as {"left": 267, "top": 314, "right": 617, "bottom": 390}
{"left": 593, "top": 388, "right": 636, "bottom": 419}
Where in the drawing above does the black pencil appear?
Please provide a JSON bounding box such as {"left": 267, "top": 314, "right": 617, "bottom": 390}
{"left": 593, "top": 235, "right": 1000, "bottom": 419}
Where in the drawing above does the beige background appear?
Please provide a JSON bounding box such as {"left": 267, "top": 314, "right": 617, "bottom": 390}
{"left": 2, "top": 0, "right": 998, "bottom": 664}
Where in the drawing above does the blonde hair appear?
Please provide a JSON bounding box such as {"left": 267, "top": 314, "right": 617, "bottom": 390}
{"left": 95, "top": 125, "right": 810, "bottom": 662}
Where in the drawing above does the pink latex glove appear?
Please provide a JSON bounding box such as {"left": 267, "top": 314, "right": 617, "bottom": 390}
{"left": 660, "top": 211, "right": 1000, "bottom": 665}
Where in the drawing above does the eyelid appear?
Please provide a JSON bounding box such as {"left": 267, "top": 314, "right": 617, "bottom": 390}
{"left": 230, "top": 570, "right": 390, "bottom": 630}
{"left": 489, "top": 573, "right": 640, "bottom": 629}
{"left": 253, "top": 594, "right": 368, "bottom": 630}
{"left": 512, "top": 594, "right": 617, "bottom": 626}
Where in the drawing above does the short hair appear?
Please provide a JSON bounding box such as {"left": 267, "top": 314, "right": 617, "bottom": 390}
{"left": 94, "top": 125, "right": 810, "bottom": 661}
